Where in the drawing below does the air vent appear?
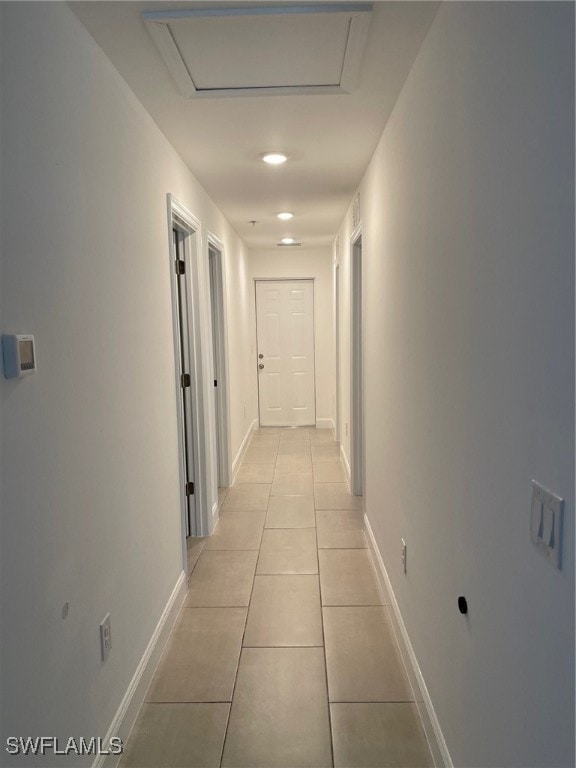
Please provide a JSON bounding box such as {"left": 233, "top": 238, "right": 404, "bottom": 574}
{"left": 144, "top": 4, "right": 373, "bottom": 99}
{"left": 277, "top": 241, "right": 302, "bottom": 247}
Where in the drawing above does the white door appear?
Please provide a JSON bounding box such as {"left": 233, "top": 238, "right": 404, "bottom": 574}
{"left": 255, "top": 279, "right": 316, "bottom": 426}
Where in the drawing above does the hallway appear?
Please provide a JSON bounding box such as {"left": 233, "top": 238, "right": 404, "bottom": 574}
{"left": 1, "top": 4, "right": 573, "bottom": 767}
{"left": 120, "top": 427, "right": 433, "bottom": 768}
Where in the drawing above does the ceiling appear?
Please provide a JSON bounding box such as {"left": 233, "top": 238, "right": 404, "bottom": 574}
{"left": 70, "top": 1, "right": 439, "bottom": 249}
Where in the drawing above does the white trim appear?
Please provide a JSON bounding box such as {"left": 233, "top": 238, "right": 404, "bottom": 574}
{"left": 232, "top": 419, "right": 258, "bottom": 482}
{"left": 315, "top": 417, "right": 334, "bottom": 431}
{"left": 334, "top": 259, "right": 341, "bottom": 443}
{"left": 340, "top": 444, "right": 351, "bottom": 485}
{"left": 207, "top": 233, "right": 232, "bottom": 489}
{"left": 94, "top": 572, "right": 187, "bottom": 768}
{"left": 210, "top": 499, "right": 219, "bottom": 530}
{"left": 363, "top": 516, "right": 453, "bottom": 768}
{"left": 350, "top": 224, "right": 364, "bottom": 496}
{"left": 168, "top": 194, "right": 216, "bottom": 539}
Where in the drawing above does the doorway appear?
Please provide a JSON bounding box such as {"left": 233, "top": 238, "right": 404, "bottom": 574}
{"left": 171, "top": 226, "right": 196, "bottom": 540}
{"left": 168, "top": 194, "right": 216, "bottom": 577}
{"left": 208, "top": 238, "right": 230, "bottom": 489}
{"left": 350, "top": 229, "right": 364, "bottom": 496}
{"left": 255, "top": 279, "right": 316, "bottom": 427}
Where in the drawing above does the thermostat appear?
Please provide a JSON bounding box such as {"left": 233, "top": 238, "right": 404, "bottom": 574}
{"left": 2, "top": 334, "right": 37, "bottom": 378}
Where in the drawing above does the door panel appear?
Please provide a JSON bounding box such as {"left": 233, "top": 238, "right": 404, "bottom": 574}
{"left": 256, "top": 279, "right": 316, "bottom": 426}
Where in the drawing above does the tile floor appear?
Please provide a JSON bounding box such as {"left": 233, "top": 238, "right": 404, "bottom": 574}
{"left": 120, "top": 427, "right": 434, "bottom": 768}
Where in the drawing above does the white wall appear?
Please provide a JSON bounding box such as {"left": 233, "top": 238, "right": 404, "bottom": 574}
{"left": 336, "top": 3, "right": 574, "bottom": 766}
{"left": 0, "top": 3, "right": 254, "bottom": 763}
{"left": 249, "top": 249, "right": 335, "bottom": 428}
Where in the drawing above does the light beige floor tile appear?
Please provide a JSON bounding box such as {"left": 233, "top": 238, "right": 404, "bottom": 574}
{"left": 280, "top": 428, "right": 311, "bottom": 441}
{"left": 310, "top": 433, "right": 337, "bottom": 446}
{"left": 204, "top": 511, "right": 265, "bottom": 550}
{"left": 257, "top": 528, "right": 318, "bottom": 574}
{"left": 313, "top": 461, "right": 347, "bottom": 483}
{"left": 276, "top": 455, "right": 313, "bottom": 472}
{"left": 185, "top": 551, "right": 257, "bottom": 607}
{"left": 221, "top": 648, "right": 332, "bottom": 768}
{"left": 316, "top": 510, "right": 367, "bottom": 549}
{"left": 235, "top": 463, "right": 275, "bottom": 483}
{"left": 330, "top": 703, "right": 433, "bottom": 767}
{"left": 254, "top": 426, "right": 282, "bottom": 435}
{"left": 319, "top": 549, "right": 382, "bottom": 605}
{"left": 314, "top": 482, "right": 362, "bottom": 510}
{"left": 222, "top": 484, "right": 271, "bottom": 511}
{"left": 244, "top": 575, "right": 323, "bottom": 646}
{"left": 120, "top": 703, "right": 229, "bottom": 768}
{"left": 323, "top": 607, "right": 413, "bottom": 702}
{"left": 250, "top": 435, "right": 281, "bottom": 448}
{"left": 147, "top": 608, "right": 247, "bottom": 702}
{"left": 266, "top": 495, "right": 315, "bottom": 528}
{"left": 243, "top": 446, "right": 277, "bottom": 464}
{"left": 311, "top": 445, "right": 341, "bottom": 461}
{"left": 187, "top": 536, "right": 207, "bottom": 577}
{"left": 277, "top": 442, "right": 311, "bottom": 457}
{"left": 271, "top": 471, "right": 314, "bottom": 496}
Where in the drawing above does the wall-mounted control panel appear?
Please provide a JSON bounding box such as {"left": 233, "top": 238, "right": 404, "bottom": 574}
{"left": 531, "top": 480, "right": 564, "bottom": 570}
{"left": 2, "top": 334, "right": 37, "bottom": 378}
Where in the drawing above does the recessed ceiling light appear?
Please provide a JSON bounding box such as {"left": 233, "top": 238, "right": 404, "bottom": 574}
{"left": 277, "top": 212, "right": 293, "bottom": 220}
{"left": 281, "top": 237, "right": 295, "bottom": 244}
{"left": 262, "top": 153, "right": 288, "bottom": 165}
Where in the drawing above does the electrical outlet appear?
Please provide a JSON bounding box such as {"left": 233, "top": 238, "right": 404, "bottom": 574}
{"left": 100, "top": 613, "right": 112, "bottom": 661}
{"left": 401, "top": 539, "right": 407, "bottom": 573}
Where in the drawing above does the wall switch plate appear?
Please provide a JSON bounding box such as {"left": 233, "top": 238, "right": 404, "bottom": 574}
{"left": 401, "top": 539, "right": 407, "bottom": 573}
{"left": 100, "top": 613, "right": 112, "bottom": 661}
{"left": 531, "top": 481, "right": 564, "bottom": 570}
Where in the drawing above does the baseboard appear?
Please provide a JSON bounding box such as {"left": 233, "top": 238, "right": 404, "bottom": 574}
{"left": 94, "top": 571, "right": 188, "bottom": 768}
{"left": 363, "top": 516, "right": 453, "bottom": 768}
{"left": 340, "top": 444, "right": 351, "bottom": 485}
{"left": 231, "top": 418, "right": 258, "bottom": 482}
{"left": 315, "top": 417, "right": 335, "bottom": 430}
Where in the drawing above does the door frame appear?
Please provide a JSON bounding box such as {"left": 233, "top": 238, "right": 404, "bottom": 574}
{"left": 167, "top": 194, "right": 213, "bottom": 556}
{"left": 254, "top": 277, "right": 317, "bottom": 427}
{"left": 334, "top": 240, "right": 341, "bottom": 442}
{"left": 207, "top": 232, "right": 231, "bottom": 489}
{"left": 350, "top": 224, "right": 364, "bottom": 496}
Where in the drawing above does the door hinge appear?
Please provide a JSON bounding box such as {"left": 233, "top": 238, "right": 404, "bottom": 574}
{"left": 214, "top": 379, "right": 218, "bottom": 387}
{"left": 181, "top": 373, "right": 191, "bottom": 388}
{"left": 175, "top": 259, "right": 185, "bottom": 275}
{"left": 185, "top": 481, "right": 194, "bottom": 496}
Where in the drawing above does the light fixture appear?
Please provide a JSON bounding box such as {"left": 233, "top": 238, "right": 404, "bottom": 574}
{"left": 262, "top": 153, "right": 288, "bottom": 165}
{"left": 277, "top": 212, "right": 293, "bottom": 221}
{"left": 281, "top": 237, "right": 295, "bottom": 245}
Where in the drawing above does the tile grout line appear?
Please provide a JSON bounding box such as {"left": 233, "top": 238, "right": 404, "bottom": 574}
{"left": 316, "top": 488, "right": 336, "bottom": 768}
{"left": 217, "top": 439, "right": 275, "bottom": 768}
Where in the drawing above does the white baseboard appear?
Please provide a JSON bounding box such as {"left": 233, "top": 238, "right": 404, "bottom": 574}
{"left": 315, "top": 417, "right": 335, "bottom": 430}
{"left": 231, "top": 418, "right": 258, "bottom": 482}
{"left": 94, "top": 571, "right": 188, "bottom": 768}
{"left": 340, "top": 444, "right": 351, "bottom": 485}
{"left": 363, "top": 516, "right": 453, "bottom": 768}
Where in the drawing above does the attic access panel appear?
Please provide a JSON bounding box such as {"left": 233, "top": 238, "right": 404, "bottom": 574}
{"left": 143, "top": 4, "right": 373, "bottom": 98}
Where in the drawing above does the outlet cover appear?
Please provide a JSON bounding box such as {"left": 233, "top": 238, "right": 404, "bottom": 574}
{"left": 100, "top": 613, "right": 112, "bottom": 661}
{"left": 531, "top": 481, "right": 564, "bottom": 570}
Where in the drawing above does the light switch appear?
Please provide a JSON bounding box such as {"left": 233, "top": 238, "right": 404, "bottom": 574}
{"left": 531, "top": 481, "right": 564, "bottom": 570}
